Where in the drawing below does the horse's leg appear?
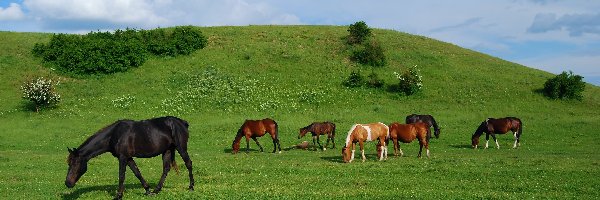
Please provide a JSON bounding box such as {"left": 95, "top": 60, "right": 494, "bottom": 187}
{"left": 425, "top": 140, "right": 430, "bottom": 158}
{"left": 512, "top": 131, "right": 519, "bottom": 148}
{"left": 252, "top": 137, "right": 264, "bottom": 152}
{"left": 312, "top": 135, "right": 318, "bottom": 150}
{"left": 153, "top": 150, "right": 173, "bottom": 194}
{"left": 245, "top": 136, "right": 251, "bottom": 153}
{"left": 485, "top": 133, "right": 490, "bottom": 149}
{"left": 417, "top": 139, "right": 424, "bottom": 158}
{"left": 350, "top": 143, "right": 356, "bottom": 163}
{"left": 116, "top": 158, "right": 128, "bottom": 200}
{"left": 330, "top": 134, "right": 336, "bottom": 149}
{"left": 316, "top": 135, "right": 324, "bottom": 150}
{"left": 491, "top": 134, "right": 500, "bottom": 149}
{"left": 175, "top": 145, "right": 195, "bottom": 191}
{"left": 359, "top": 141, "right": 366, "bottom": 162}
{"left": 127, "top": 158, "right": 151, "bottom": 195}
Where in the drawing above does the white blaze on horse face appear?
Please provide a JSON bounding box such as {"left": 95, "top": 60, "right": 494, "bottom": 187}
{"left": 363, "top": 125, "right": 373, "bottom": 141}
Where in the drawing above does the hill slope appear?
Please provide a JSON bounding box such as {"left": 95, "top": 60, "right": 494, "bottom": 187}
{"left": 1, "top": 26, "right": 599, "bottom": 199}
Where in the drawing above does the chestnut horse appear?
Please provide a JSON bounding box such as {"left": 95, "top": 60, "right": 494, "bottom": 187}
{"left": 341, "top": 122, "right": 389, "bottom": 163}
{"left": 471, "top": 117, "right": 523, "bottom": 149}
{"left": 298, "top": 121, "right": 336, "bottom": 150}
{"left": 65, "top": 116, "right": 194, "bottom": 200}
{"left": 232, "top": 118, "right": 282, "bottom": 154}
{"left": 405, "top": 114, "right": 440, "bottom": 141}
{"left": 387, "top": 122, "right": 430, "bottom": 158}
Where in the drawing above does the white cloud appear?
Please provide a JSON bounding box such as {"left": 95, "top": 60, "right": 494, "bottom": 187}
{"left": 0, "top": 3, "right": 25, "bottom": 20}
{"left": 23, "top": 0, "right": 168, "bottom": 27}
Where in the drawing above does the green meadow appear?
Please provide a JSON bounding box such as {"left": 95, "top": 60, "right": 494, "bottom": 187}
{"left": 1, "top": 26, "right": 599, "bottom": 199}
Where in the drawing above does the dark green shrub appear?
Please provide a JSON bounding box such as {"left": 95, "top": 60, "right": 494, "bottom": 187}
{"left": 366, "top": 72, "right": 384, "bottom": 88}
{"left": 543, "top": 71, "right": 585, "bottom": 100}
{"left": 347, "top": 21, "right": 371, "bottom": 45}
{"left": 32, "top": 26, "right": 207, "bottom": 76}
{"left": 351, "top": 39, "right": 386, "bottom": 67}
{"left": 343, "top": 71, "right": 364, "bottom": 88}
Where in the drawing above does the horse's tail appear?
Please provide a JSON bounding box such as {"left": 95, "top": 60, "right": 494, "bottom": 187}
{"left": 515, "top": 118, "right": 523, "bottom": 143}
{"left": 168, "top": 117, "right": 188, "bottom": 174}
{"left": 273, "top": 119, "right": 282, "bottom": 152}
{"left": 430, "top": 116, "right": 440, "bottom": 138}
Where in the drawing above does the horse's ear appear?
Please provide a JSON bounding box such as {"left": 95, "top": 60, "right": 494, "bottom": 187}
{"left": 67, "top": 147, "right": 73, "bottom": 153}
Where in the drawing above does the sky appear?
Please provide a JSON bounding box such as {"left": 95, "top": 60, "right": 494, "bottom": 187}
{"left": 1, "top": 0, "right": 599, "bottom": 86}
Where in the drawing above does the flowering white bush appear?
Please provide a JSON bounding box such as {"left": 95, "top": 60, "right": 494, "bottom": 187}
{"left": 393, "top": 65, "right": 423, "bottom": 95}
{"left": 21, "top": 77, "right": 61, "bottom": 112}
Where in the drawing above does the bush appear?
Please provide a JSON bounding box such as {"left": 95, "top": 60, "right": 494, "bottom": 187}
{"left": 351, "top": 39, "right": 386, "bottom": 67}
{"left": 347, "top": 21, "right": 371, "bottom": 45}
{"left": 543, "top": 71, "right": 585, "bottom": 100}
{"left": 366, "top": 72, "right": 384, "bottom": 88}
{"left": 32, "top": 26, "right": 207, "bottom": 76}
{"left": 343, "top": 71, "right": 364, "bottom": 88}
{"left": 391, "top": 66, "right": 423, "bottom": 95}
{"left": 21, "top": 77, "right": 61, "bottom": 112}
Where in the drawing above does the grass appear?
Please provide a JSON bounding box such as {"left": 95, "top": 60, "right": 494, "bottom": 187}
{"left": 1, "top": 25, "right": 599, "bottom": 199}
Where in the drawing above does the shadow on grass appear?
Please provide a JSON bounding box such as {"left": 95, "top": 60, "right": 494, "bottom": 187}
{"left": 61, "top": 183, "right": 139, "bottom": 200}
{"left": 449, "top": 144, "right": 473, "bottom": 149}
{"left": 321, "top": 153, "right": 386, "bottom": 163}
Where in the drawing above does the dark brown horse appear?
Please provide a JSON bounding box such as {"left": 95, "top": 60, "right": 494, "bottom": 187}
{"left": 471, "top": 117, "right": 523, "bottom": 149}
{"left": 405, "top": 114, "right": 440, "bottom": 141}
{"left": 232, "top": 118, "right": 282, "bottom": 154}
{"left": 298, "top": 121, "right": 336, "bottom": 150}
{"left": 387, "top": 122, "right": 430, "bottom": 158}
{"left": 65, "top": 116, "right": 194, "bottom": 200}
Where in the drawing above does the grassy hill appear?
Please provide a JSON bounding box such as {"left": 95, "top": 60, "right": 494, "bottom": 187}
{"left": 1, "top": 26, "right": 599, "bottom": 199}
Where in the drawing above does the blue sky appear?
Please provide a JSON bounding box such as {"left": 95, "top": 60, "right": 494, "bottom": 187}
{"left": 1, "top": 0, "right": 599, "bottom": 86}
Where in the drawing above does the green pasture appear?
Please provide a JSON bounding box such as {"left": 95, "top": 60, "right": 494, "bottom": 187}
{"left": 1, "top": 26, "right": 599, "bottom": 199}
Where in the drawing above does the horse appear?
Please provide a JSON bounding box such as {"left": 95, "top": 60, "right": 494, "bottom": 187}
{"left": 341, "top": 122, "right": 389, "bottom": 163}
{"left": 471, "top": 117, "right": 523, "bottom": 149}
{"left": 65, "top": 116, "right": 194, "bottom": 200}
{"left": 387, "top": 122, "right": 430, "bottom": 158}
{"left": 405, "top": 114, "right": 440, "bottom": 141}
{"left": 232, "top": 118, "right": 282, "bottom": 154}
{"left": 298, "top": 121, "right": 336, "bottom": 150}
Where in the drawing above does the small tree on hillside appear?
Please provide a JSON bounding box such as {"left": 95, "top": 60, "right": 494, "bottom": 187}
{"left": 347, "top": 21, "right": 372, "bottom": 45}
{"left": 543, "top": 71, "right": 585, "bottom": 101}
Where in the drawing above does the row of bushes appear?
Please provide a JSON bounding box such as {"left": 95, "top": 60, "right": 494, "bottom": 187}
{"left": 32, "top": 26, "right": 207, "bottom": 76}
{"left": 343, "top": 66, "right": 423, "bottom": 95}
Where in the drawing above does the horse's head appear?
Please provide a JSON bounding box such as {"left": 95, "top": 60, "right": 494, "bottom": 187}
{"left": 298, "top": 128, "right": 308, "bottom": 139}
{"left": 65, "top": 148, "right": 87, "bottom": 188}
{"left": 434, "top": 128, "right": 441, "bottom": 139}
{"left": 341, "top": 146, "right": 352, "bottom": 163}
{"left": 471, "top": 122, "right": 486, "bottom": 148}
{"left": 231, "top": 140, "right": 240, "bottom": 154}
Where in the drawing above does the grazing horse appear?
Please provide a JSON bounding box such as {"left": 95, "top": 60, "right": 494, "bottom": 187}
{"left": 341, "top": 122, "right": 389, "bottom": 163}
{"left": 298, "top": 122, "right": 336, "bottom": 150}
{"left": 387, "top": 122, "right": 430, "bottom": 158}
{"left": 232, "top": 118, "right": 282, "bottom": 154}
{"left": 405, "top": 114, "right": 441, "bottom": 141}
{"left": 471, "top": 117, "right": 523, "bottom": 149}
{"left": 65, "top": 116, "right": 194, "bottom": 200}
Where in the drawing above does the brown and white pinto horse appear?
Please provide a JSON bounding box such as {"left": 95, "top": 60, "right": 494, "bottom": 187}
{"left": 232, "top": 118, "right": 282, "bottom": 154}
{"left": 341, "top": 122, "right": 389, "bottom": 163}
{"left": 387, "top": 122, "right": 430, "bottom": 158}
{"left": 298, "top": 121, "right": 336, "bottom": 150}
{"left": 471, "top": 117, "right": 522, "bottom": 149}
